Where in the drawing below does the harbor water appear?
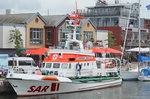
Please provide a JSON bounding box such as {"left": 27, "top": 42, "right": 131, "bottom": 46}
{"left": 0, "top": 81, "right": 150, "bottom": 99}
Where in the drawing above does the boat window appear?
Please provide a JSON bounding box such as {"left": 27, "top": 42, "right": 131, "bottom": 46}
{"left": 69, "top": 58, "right": 75, "bottom": 61}
{"left": 31, "top": 61, "right": 37, "bottom": 66}
{"left": 84, "top": 63, "right": 86, "bottom": 66}
{"left": 61, "top": 63, "right": 68, "bottom": 69}
{"left": 87, "top": 63, "right": 89, "bottom": 66}
{"left": 53, "top": 63, "right": 60, "bottom": 68}
{"left": 19, "top": 60, "right": 32, "bottom": 66}
{"left": 96, "top": 61, "right": 101, "bottom": 69}
{"left": 8, "top": 60, "right": 17, "bottom": 66}
{"left": 42, "top": 63, "right": 45, "bottom": 67}
{"left": 69, "top": 63, "right": 71, "bottom": 69}
{"left": 46, "top": 63, "right": 52, "bottom": 68}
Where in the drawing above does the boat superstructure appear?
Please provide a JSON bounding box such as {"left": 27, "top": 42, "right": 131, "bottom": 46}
{"left": 8, "top": 57, "right": 39, "bottom": 73}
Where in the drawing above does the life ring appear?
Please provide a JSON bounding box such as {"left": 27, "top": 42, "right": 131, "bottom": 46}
{"left": 52, "top": 54, "right": 58, "bottom": 60}
{"left": 42, "top": 76, "right": 59, "bottom": 81}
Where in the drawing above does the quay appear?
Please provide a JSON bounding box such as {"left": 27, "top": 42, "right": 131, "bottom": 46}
{"left": 0, "top": 79, "right": 14, "bottom": 93}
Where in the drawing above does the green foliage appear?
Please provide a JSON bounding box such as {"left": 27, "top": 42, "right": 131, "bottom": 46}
{"left": 9, "top": 27, "right": 23, "bottom": 56}
{"left": 108, "top": 31, "right": 115, "bottom": 47}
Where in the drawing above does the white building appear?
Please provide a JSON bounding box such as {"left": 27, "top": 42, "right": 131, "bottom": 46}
{"left": 96, "top": 30, "right": 108, "bottom": 48}
{"left": 0, "top": 24, "right": 25, "bottom": 49}
{"left": 0, "top": 12, "right": 47, "bottom": 56}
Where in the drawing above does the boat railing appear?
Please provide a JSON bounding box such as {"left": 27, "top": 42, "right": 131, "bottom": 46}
{"left": 9, "top": 67, "right": 39, "bottom": 75}
{"left": 49, "top": 49, "right": 93, "bottom": 55}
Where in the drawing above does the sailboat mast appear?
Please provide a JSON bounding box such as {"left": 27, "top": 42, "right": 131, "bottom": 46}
{"left": 138, "top": 0, "right": 141, "bottom": 52}
{"left": 138, "top": 0, "right": 141, "bottom": 76}
{"left": 121, "top": 4, "right": 132, "bottom": 61}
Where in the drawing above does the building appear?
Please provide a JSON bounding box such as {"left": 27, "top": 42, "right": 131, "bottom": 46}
{"left": 80, "top": 18, "right": 96, "bottom": 43}
{"left": 0, "top": 12, "right": 47, "bottom": 56}
{"left": 44, "top": 14, "right": 70, "bottom": 47}
{"left": 144, "top": 19, "right": 150, "bottom": 33}
{"left": 96, "top": 30, "right": 108, "bottom": 48}
{"left": 44, "top": 15, "right": 97, "bottom": 48}
{"left": 79, "top": 0, "right": 149, "bottom": 50}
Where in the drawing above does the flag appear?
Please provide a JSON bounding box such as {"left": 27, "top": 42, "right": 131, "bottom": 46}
{"left": 146, "top": 5, "right": 150, "bottom": 10}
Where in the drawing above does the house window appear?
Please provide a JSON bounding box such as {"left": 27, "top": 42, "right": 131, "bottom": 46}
{"left": 111, "top": 17, "right": 119, "bottom": 26}
{"left": 59, "top": 22, "right": 72, "bottom": 46}
{"left": 83, "top": 31, "right": 93, "bottom": 42}
{"left": 46, "top": 29, "right": 52, "bottom": 44}
{"left": 30, "top": 28, "right": 43, "bottom": 45}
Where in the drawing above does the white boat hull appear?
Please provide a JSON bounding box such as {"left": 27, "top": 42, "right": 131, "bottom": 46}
{"left": 122, "top": 71, "right": 138, "bottom": 81}
{"left": 138, "top": 76, "right": 150, "bottom": 81}
{"left": 8, "top": 78, "right": 122, "bottom": 96}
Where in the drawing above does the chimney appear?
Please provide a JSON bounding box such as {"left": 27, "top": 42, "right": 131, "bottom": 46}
{"left": 6, "top": 9, "right": 14, "bottom": 14}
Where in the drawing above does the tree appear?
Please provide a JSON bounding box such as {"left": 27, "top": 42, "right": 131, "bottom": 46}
{"left": 108, "top": 31, "right": 115, "bottom": 47}
{"left": 9, "top": 27, "right": 23, "bottom": 56}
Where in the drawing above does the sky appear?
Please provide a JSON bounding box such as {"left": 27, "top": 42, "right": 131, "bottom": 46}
{"left": 0, "top": 0, "right": 150, "bottom": 18}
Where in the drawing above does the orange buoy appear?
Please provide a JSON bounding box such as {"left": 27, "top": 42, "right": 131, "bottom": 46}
{"left": 42, "top": 76, "right": 59, "bottom": 81}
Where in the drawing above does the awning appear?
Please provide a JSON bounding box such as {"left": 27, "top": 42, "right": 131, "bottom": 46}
{"left": 126, "top": 47, "right": 150, "bottom": 52}
{"left": 90, "top": 47, "right": 103, "bottom": 53}
{"left": 90, "top": 47, "right": 122, "bottom": 54}
{"left": 102, "top": 48, "right": 122, "bottom": 54}
{"left": 22, "top": 48, "right": 49, "bottom": 55}
{"left": 138, "top": 54, "right": 150, "bottom": 62}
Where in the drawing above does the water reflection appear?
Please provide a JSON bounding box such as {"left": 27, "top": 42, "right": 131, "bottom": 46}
{"left": 18, "top": 91, "right": 101, "bottom": 99}
{"left": 1, "top": 81, "right": 150, "bottom": 99}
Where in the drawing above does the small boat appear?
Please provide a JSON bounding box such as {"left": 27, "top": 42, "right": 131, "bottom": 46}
{"left": 138, "top": 68, "right": 150, "bottom": 81}
{"left": 6, "top": 10, "right": 122, "bottom": 97}
{"left": 122, "top": 68, "right": 139, "bottom": 81}
{"left": 138, "top": 55, "right": 150, "bottom": 81}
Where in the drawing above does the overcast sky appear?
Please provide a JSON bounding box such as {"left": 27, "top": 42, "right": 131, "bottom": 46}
{"left": 0, "top": 0, "right": 149, "bottom": 18}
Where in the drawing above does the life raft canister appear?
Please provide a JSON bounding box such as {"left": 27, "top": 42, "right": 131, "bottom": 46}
{"left": 42, "top": 76, "right": 59, "bottom": 81}
{"left": 105, "top": 64, "right": 115, "bottom": 68}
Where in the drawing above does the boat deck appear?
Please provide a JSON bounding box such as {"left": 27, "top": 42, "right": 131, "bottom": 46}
{"left": 71, "top": 76, "right": 121, "bottom": 82}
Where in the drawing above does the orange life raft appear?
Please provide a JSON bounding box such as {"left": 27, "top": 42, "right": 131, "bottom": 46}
{"left": 42, "top": 76, "right": 59, "bottom": 81}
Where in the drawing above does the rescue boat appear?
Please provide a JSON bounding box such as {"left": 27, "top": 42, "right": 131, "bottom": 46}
{"left": 6, "top": 8, "right": 122, "bottom": 97}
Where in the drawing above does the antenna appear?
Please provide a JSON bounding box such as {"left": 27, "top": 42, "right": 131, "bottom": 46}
{"left": 75, "top": 0, "right": 78, "bottom": 13}
{"left": 115, "top": 0, "right": 119, "bottom": 4}
{"left": 67, "top": 0, "right": 84, "bottom": 40}
{"left": 47, "top": 9, "right": 50, "bottom": 15}
{"left": 68, "top": 0, "right": 83, "bottom": 26}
